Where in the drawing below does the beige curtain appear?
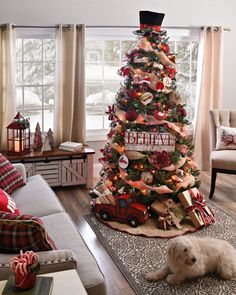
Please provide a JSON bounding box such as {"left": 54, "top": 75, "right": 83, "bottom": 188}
{"left": 0, "top": 24, "right": 16, "bottom": 150}
{"left": 54, "top": 24, "right": 86, "bottom": 146}
{"left": 194, "top": 26, "right": 223, "bottom": 170}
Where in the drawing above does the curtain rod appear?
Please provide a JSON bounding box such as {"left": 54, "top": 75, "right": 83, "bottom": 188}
{"left": 0, "top": 24, "right": 231, "bottom": 31}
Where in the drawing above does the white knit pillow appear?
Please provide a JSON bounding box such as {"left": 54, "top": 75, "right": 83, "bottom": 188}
{"left": 216, "top": 125, "right": 236, "bottom": 150}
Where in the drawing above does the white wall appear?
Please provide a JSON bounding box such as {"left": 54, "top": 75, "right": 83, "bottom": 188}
{"left": 1, "top": 0, "right": 236, "bottom": 161}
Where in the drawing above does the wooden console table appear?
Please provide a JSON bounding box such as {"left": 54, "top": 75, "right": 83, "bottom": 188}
{"left": 3, "top": 146, "right": 95, "bottom": 189}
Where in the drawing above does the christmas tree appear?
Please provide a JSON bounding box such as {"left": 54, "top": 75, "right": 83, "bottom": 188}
{"left": 91, "top": 11, "right": 214, "bottom": 230}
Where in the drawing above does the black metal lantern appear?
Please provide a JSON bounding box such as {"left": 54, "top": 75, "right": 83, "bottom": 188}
{"left": 7, "top": 112, "right": 30, "bottom": 155}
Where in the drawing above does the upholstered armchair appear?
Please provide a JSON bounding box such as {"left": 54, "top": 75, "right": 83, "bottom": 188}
{"left": 209, "top": 110, "right": 236, "bottom": 198}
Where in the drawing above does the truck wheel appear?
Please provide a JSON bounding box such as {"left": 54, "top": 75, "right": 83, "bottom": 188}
{"left": 128, "top": 216, "right": 139, "bottom": 228}
{"left": 100, "top": 210, "right": 112, "bottom": 221}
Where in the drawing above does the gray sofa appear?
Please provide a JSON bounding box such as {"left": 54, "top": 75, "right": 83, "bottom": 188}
{"left": 0, "top": 164, "right": 106, "bottom": 295}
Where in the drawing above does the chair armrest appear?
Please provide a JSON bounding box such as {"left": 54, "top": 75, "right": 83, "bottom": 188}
{"left": 37, "top": 249, "right": 77, "bottom": 274}
{"left": 13, "top": 163, "right": 27, "bottom": 182}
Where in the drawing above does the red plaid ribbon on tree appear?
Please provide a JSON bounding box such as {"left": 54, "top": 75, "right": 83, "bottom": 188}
{"left": 186, "top": 189, "right": 215, "bottom": 226}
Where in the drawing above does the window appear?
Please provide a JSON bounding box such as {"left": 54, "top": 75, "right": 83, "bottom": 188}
{"left": 16, "top": 29, "right": 56, "bottom": 132}
{"left": 85, "top": 28, "right": 136, "bottom": 140}
{"left": 85, "top": 28, "right": 200, "bottom": 140}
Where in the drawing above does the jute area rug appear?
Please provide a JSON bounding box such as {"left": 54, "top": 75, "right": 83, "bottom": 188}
{"left": 84, "top": 206, "right": 236, "bottom": 295}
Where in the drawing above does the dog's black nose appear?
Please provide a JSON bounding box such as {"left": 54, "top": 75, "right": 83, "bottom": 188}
{"left": 192, "top": 257, "right": 197, "bottom": 263}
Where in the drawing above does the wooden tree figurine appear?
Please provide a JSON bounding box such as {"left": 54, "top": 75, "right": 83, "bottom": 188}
{"left": 41, "top": 135, "right": 52, "bottom": 153}
{"left": 32, "top": 123, "right": 43, "bottom": 151}
{"left": 47, "top": 128, "right": 55, "bottom": 150}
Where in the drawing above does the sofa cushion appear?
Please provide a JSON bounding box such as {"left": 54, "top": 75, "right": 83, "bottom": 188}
{"left": 41, "top": 212, "right": 105, "bottom": 294}
{"left": 0, "top": 188, "right": 20, "bottom": 215}
{"left": 11, "top": 175, "right": 64, "bottom": 217}
{"left": 0, "top": 211, "right": 56, "bottom": 253}
{"left": 0, "top": 154, "right": 25, "bottom": 194}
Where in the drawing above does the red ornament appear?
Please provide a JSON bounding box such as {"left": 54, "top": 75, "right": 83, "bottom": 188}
{"left": 153, "top": 110, "right": 167, "bottom": 121}
{"left": 122, "top": 66, "right": 131, "bottom": 76}
{"left": 156, "top": 81, "right": 165, "bottom": 91}
{"left": 125, "top": 109, "right": 138, "bottom": 122}
{"left": 177, "top": 106, "right": 187, "bottom": 117}
{"left": 161, "top": 43, "right": 170, "bottom": 54}
{"left": 166, "top": 66, "right": 176, "bottom": 78}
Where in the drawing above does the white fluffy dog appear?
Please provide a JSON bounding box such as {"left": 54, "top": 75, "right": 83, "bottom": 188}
{"left": 146, "top": 235, "right": 236, "bottom": 284}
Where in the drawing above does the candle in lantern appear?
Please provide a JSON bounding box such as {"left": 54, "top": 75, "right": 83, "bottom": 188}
{"left": 14, "top": 139, "right": 21, "bottom": 152}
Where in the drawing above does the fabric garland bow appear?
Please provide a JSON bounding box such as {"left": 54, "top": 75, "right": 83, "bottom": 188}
{"left": 186, "top": 189, "right": 215, "bottom": 226}
{"left": 106, "top": 104, "right": 116, "bottom": 121}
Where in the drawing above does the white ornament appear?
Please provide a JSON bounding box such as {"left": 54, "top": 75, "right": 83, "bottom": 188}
{"left": 134, "top": 57, "right": 149, "bottom": 63}
{"left": 118, "top": 155, "right": 129, "bottom": 169}
{"left": 163, "top": 76, "right": 172, "bottom": 88}
{"left": 153, "top": 62, "right": 164, "bottom": 70}
{"left": 141, "top": 92, "right": 153, "bottom": 105}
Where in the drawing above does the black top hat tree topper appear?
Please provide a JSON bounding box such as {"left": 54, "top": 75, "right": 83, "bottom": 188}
{"left": 134, "top": 11, "right": 166, "bottom": 36}
{"left": 139, "top": 11, "right": 165, "bottom": 32}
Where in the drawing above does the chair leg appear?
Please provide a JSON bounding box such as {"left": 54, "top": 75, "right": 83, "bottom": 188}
{"left": 209, "top": 168, "right": 217, "bottom": 199}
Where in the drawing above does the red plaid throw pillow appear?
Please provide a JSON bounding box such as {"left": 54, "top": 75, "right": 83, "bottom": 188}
{"left": 0, "top": 212, "right": 56, "bottom": 253}
{"left": 0, "top": 188, "right": 20, "bottom": 214}
{"left": 0, "top": 154, "right": 25, "bottom": 194}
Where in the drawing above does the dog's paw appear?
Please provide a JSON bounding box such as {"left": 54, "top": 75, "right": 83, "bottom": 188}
{"left": 166, "top": 274, "right": 181, "bottom": 284}
{"left": 145, "top": 272, "right": 160, "bottom": 282}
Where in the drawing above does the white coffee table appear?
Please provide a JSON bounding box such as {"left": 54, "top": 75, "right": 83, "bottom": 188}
{"left": 0, "top": 269, "right": 88, "bottom": 295}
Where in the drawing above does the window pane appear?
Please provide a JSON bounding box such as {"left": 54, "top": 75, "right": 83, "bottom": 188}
{"left": 24, "top": 62, "right": 42, "bottom": 85}
{"left": 191, "top": 63, "right": 197, "bottom": 82}
{"left": 168, "top": 41, "right": 175, "bottom": 52}
{"left": 16, "top": 87, "right": 23, "bottom": 107}
{"left": 104, "top": 41, "right": 120, "bottom": 63}
{"left": 176, "top": 63, "right": 190, "bottom": 83}
{"left": 104, "top": 82, "right": 119, "bottom": 106}
{"left": 44, "top": 86, "right": 55, "bottom": 106}
{"left": 86, "top": 63, "right": 103, "bottom": 81}
{"left": 24, "top": 109, "right": 42, "bottom": 131}
{"left": 23, "top": 39, "right": 42, "bottom": 61}
{"left": 86, "top": 114, "right": 103, "bottom": 130}
{"left": 191, "top": 42, "right": 199, "bottom": 61}
{"left": 43, "top": 39, "right": 56, "bottom": 60}
{"left": 23, "top": 86, "right": 42, "bottom": 108}
{"left": 44, "top": 109, "right": 53, "bottom": 131}
{"left": 86, "top": 84, "right": 104, "bottom": 115}
{"left": 86, "top": 40, "right": 103, "bottom": 62}
{"left": 104, "top": 62, "right": 120, "bottom": 80}
{"left": 16, "top": 62, "right": 22, "bottom": 85}
{"left": 43, "top": 62, "right": 55, "bottom": 84}
{"left": 16, "top": 39, "right": 22, "bottom": 61}
{"left": 176, "top": 41, "right": 190, "bottom": 61}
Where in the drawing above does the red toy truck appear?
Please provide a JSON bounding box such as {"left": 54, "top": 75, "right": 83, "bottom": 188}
{"left": 92, "top": 194, "right": 149, "bottom": 227}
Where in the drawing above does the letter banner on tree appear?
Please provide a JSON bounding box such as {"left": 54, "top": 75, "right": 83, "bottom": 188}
{"left": 125, "top": 130, "right": 175, "bottom": 152}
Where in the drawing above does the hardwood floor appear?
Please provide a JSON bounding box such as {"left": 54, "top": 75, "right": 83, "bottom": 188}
{"left": 53, "top": 169, "right": 236, "bottom": 295}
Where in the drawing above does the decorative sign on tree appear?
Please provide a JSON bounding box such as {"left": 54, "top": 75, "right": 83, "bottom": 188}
{"left": 125, "top": 130, "right": 175, "bottom": 152}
